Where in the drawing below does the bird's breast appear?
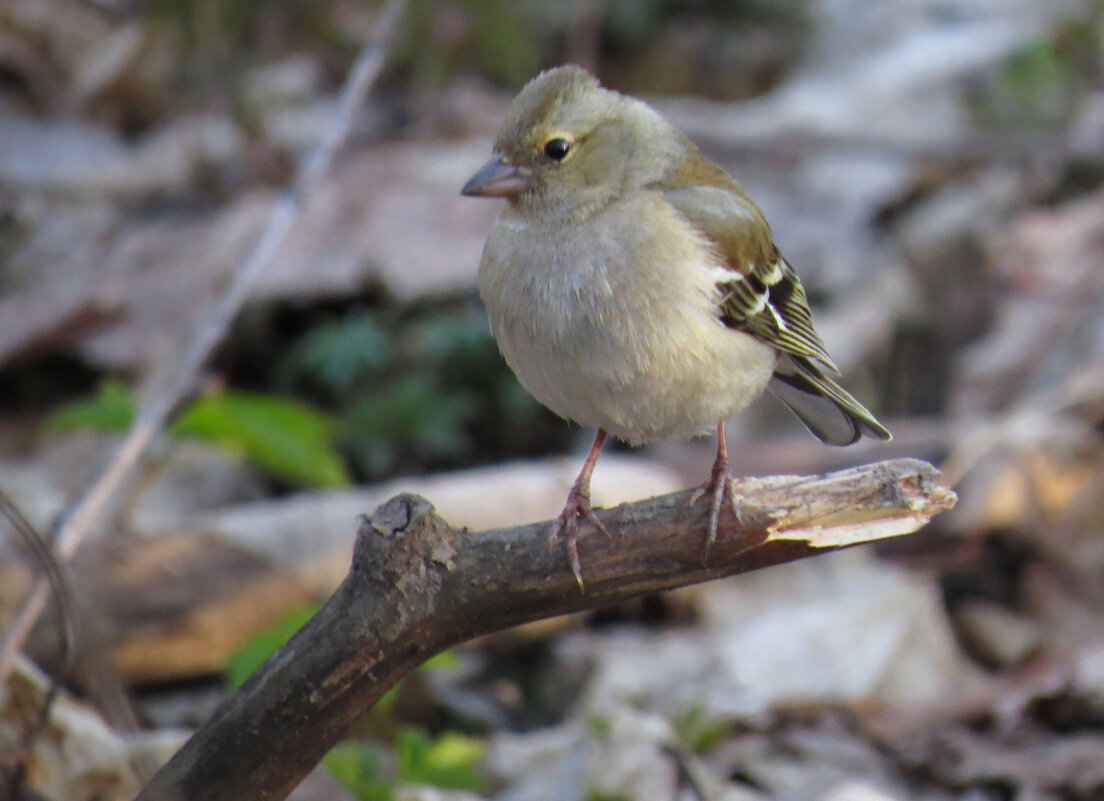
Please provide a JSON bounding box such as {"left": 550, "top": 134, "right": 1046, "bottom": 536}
{"left": 478, "top": 196, "right": 776, "bottom": 443}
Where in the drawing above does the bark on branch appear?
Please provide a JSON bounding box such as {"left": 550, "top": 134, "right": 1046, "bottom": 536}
{"left": 134, "top": 457, "right": 956, "bottom": 801}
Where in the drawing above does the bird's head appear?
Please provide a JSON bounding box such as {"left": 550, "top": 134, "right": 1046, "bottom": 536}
{"left": 462, "top": 65, "right": 683, "bottom": 221}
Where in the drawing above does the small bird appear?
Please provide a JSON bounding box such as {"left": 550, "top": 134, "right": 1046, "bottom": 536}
{"left": 462, "top": 66, "right": 890, "bottom": 588}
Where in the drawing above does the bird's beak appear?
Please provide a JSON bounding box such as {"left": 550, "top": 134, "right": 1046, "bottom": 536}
{"left": 461, "top": 154, "right": 528, "bottom": 198}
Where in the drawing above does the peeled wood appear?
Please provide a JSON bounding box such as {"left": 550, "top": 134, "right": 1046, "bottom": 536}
{"left": 134, "top": 457, "right": 956, "bottom": 801}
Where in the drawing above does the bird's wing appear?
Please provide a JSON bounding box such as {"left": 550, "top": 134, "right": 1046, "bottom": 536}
{"left": 660, "top": 182, "right": 838, "bottom": 373}
{"left": 653, "top": 150, "right": 890, "bottom": 444}
{"left": 770, "top": 353, "right": 891, "bottom": 444}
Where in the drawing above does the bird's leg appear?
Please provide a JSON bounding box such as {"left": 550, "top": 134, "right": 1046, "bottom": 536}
{"left": 689, "top": 421, "right": 742, "bottom": 563}
{"left": 553, "top": 429, "right": 609, "bottom": 590}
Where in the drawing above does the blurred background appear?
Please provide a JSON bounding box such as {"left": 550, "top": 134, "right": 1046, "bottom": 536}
{"left": 1, "top": 0, "right": 1103, "bottom": 799}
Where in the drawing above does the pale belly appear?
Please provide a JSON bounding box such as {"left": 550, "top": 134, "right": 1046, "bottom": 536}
{"left": 493, "top": 309, "right": 776, "bottom": 444}
{"left": 479, "top": 201, "right": 777, "bottom": 445}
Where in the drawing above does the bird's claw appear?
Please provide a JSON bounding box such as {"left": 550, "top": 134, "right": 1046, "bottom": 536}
{"left": 551, "top": 486, "right": 607, "bottom": 591}
{"left": 687, "top": 468, "right": 743, "bottom": 565}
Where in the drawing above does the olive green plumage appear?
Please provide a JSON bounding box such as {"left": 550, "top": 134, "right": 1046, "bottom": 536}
{"left": 464, "top": 65, "right": 889, "bottom": 447}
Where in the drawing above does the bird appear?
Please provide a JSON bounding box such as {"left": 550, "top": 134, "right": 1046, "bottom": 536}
{"left": 461, "top": 65, "right": 890, "bottom": 589}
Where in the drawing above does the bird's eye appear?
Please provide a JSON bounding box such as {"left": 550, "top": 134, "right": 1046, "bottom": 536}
{"left": 543, "top": 138, "right": 571, "bottom": 161}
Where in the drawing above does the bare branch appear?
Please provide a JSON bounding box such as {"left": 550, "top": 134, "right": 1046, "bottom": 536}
{"left": 134, "top": 458, "right": 955, "bottom": 801}
{"left": 0, "top": 0, "right": 408, "bottom": 689}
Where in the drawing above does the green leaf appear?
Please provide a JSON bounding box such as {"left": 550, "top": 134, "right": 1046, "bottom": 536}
{"left": 375, "top": 648, "right": 460, "bottom": 713}
{"left": 45, "top": 379, "right": 135, "bottom": 433}
{"left": 395, "top": 729, "right": 429, "bottom": 784}
{"left": 586, "top": 713, "right": 612, "bottom": 739}
{"left": 396, "top": 728, "right": 486, "bottom": 791}
{"left": 1000, "top": 40, "right": 1074, "bottom": 122}
{"left": 171, "top": 389, "right": 350, "bottom": 487}
{"left": 671, "top": 704, "right": 733, "bottom": 755}
{"left": 323, "top": 742, "right": 394, "bottom": 801}
{"left": 224, "top": 604, "right": 319, "bottom": 690}
{"left": 422, "top": 649, "right": 460, "bottom": 671}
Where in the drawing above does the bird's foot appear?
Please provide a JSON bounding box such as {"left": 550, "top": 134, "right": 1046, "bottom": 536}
{"left": 687, "top": 458, "right": 743, "bottom": 565}
{"left": 551, "top": 485, "right": 608, "bottom": 591}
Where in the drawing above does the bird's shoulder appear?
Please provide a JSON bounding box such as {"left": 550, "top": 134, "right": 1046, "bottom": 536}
{"left": 646, "top": 146, "right": 772, "bottom": 274}
{"left": 648, "top": 147, "right": 838, "bottom": 371}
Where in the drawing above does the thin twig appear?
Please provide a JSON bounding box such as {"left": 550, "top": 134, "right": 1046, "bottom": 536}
{"left": 0, "top": 490, "right": 75, "bottom": 680}
{"left": 0, "top": 0, "right": 408, "bottom": 690}
{"left": 0, "top": 489, "right": 75, "bottom": 800}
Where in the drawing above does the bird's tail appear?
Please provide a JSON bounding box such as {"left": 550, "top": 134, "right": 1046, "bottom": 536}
{"left": 768, "top": 354, "right": 891, "bottom": 446}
